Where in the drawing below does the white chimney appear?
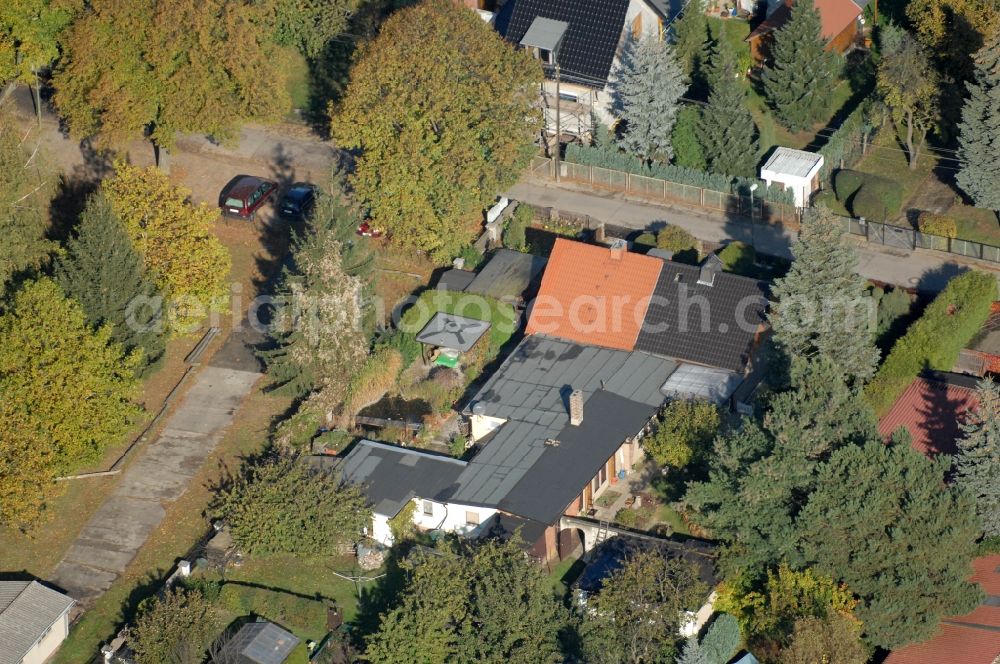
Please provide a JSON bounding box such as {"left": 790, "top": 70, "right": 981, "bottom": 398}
{"left": 569, "top": 389, "right": 584, "bottom": 425}
{"left": 178, "top": 560, "right": 192, "bottom": 576}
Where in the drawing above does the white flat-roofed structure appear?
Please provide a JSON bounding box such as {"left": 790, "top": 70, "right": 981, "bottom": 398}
{"left": 759, "top": 147, "right": 824, "bottom": 208}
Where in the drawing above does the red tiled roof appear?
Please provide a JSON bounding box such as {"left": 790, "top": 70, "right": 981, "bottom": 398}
{"left": 877, "top": 377, "right": 978, "bottom": 456}
{"left": 747, "top": 0, "right": 861, "bottom": 43}
{"left": 525, "top": 239, "right": 662, "bottom": 351}
{"left": 885, "top": 555, "right": 1000, "bottom": 664}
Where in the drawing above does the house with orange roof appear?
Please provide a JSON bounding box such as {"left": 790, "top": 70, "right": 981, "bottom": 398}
{"left": 747, "top": 0, "right": 870, "bottom": 63}
{"left": 877, "top": 371, "right": 979, "bottom": 457}
{"left": 885, "top": 555, "right": 1000, "bottom": 664}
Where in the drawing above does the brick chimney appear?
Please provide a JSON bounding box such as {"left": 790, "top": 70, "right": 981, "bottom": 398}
{"left": 609, "top": 238, "right": 626, "bottom": 261}
{"left": 569, "top": 389, "right": 584, "bottom": 426}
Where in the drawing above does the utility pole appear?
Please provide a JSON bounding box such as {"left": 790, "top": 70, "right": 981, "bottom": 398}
{"left": 554, "top": 61, "right": 561, "bottom": 182}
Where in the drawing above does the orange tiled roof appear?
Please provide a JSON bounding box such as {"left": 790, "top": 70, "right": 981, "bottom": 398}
{"left": 525, "top": 239, "right": 662, "bottom": 351}
{"left": 877, "top": 377, "right": 978, "bottom": 456}
{"left": 885, "top": 556, "right": 1000, "bottom": 664}
{"left": 748, "top": 0, "right": 861, "bottom": 43}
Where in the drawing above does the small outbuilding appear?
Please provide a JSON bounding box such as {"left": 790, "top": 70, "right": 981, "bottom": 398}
{"left": 759, "top": 147, "right": 824, "bottom": 208}
{"left": 415, "top": 312, "right": 491, "bottom": 367}
{"left": 0, "top": 581, "right": 75, "bottom": 664}
{"left": 216, "top": 621, "right": 300, "bottom": 664}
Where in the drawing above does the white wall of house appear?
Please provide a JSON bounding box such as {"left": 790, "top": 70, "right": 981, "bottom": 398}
{"left": 470, "top": 413, "right": 506, "bottom": 441}
{"left": 20, "top": 609, "right": 71, "bottom": 664}
{"left": 370, "top": 512, "right": 394, "bottom": 547}
{"left": 679, "top": 591, "right": 719, "bottom": 637}
{"left": 413, "top": 499, "right": 498, "bottom": 537}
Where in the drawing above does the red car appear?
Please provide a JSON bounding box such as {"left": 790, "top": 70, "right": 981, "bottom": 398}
{"left": 356, "top": 221, "right": 385, "bottom": 238}
{"left": 218, "top": 175, "right": 278, "bottom": 220}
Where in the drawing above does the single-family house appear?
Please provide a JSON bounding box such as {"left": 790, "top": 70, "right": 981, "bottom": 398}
{"left": 878, "top": 371, "right": 979, "bottom": 457}
{"left": 747, "top": 0, "right": 870, "bottom": 62}
{"left": 494, "top": 0, "right": 670, "bottom": 137}
{"left": 216, "top": 620, "right": 300, "bottom": 664}
{"left": 884, "top": 554, "right": 1000, "bottom": 664}
{"left": 0, "top": 581, "right": 75, "bottom": 664}
{"left": 759, "top": 147, "right": 824, "bottom": 208}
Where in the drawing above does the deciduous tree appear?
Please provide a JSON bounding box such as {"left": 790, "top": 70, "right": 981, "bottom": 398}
{"left": 779, "top": 613, "right": 870, "bottom": 664}
{"left": 212, "top": 453, "right": 371, "bottom": 556}
{"left": 103, "top": 162, "right": 230, "bottom": 330}
{"left": 762, "top": 0, "right": 839, "bottom": 131}
{"left": 366, "top": 538, "right": 569, "bottom": 664}
{"left": 769, "top": 208, "right": 879, "bottom": 385}
{"left": 955, "top": 378, "right": 1000, "bottom": 538}
{"left": 131, "top": 587, "right": 217, "bottom": 664}
{"left": 53, "top": 0, "right": 289, "bottom": 152}
{"left": 613, "top": 37, "right": 687, "bottom": 162}
{"left": 266, "top": 0, "right": 364, "bottom": 58}
{"left": 332, "top": 0, "right": 542, "bottom": 262}
{"left": 580, "top": 550, "right": 708, "bottom": 663}
{"left": 876, "top": 34, "right": 939, "bottom": 170}
{"left": 645, "top": 399, "right": 720, "bottom": 468}
{"left": 0, "top": 278, "right": 139, "bottom": 527}
{"left": 0, "top": 119, "right": 54, "bottom": 290}
{"left": 956, "top": 33, "right": 1000, "bottom": 218}
{"left": 55, "top": 192, "right": 165, "bottom": 367}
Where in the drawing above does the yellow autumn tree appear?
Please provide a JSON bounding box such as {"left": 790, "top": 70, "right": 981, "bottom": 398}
{"left": 0, "top": 278, "right": 140, "bottom": 527}
{"left": 104, "top": 162, "right": 231, "bottom": 329}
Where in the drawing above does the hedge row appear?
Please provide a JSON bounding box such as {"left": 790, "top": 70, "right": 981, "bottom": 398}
{"left": 818, "top": 99, "right": 877, "bottom": 184}
{"left": 833, "top": 169, "right": 902, "bottom": 221}
{"left": 563, "top": 143, "right": 795, "bottom": 205}
{"left": 866, "top": 270, "right": 997, "bottom": 416}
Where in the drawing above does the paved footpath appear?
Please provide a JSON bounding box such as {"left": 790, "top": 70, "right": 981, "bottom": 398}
{"left": 50, "top": 342, "right": 261, "bottom": 605}
{"left": 508, "top": 180, "right": 998, "bottom": 293}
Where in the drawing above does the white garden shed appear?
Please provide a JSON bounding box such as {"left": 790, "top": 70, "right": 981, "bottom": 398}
{"left": 759, "top": 147, "right": 824, "bottom": 208}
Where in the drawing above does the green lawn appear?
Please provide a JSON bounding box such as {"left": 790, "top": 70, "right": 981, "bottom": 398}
{"left": 747, "top": 80, "right": 854, "bottom": 154}
{"left": 282, "top": 46, "right": 311, "bottom": 114}
{"left": 854, "top": 129, "right": 936, "bottom": 223}
{"left": 657, "top": 504, "right": 691, "bottom": 536}
{"left": 951, "top": 204, "right": 1000, "bottom": 246}
{"left": 548, "top": 556, "right": 586, "bottom": 597}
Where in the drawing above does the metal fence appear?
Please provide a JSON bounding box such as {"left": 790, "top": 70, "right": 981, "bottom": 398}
{"left": 839, "top": 216, "right": 1000, "bottom": 264}
{"left": 530, "top": 156, "right": 800, "bottom": 228}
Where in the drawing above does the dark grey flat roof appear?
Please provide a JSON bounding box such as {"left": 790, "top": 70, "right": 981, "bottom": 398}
{"left": 635, "top": 263, "right": 768, "bottom": 373}
{"left": 338, "top": 440, "right": 467, "bottom": 517}
{"left": 436, "top": 269, "right": 477, "bottom": 292}
{"left": 519, "top": 16, "right": 569, "bottom": 51}
{"left": 465, "top": 249, "right": 547, "bottom": 301}
{"left": 468, "top": 335, "right": 675, "bottom": 422}
{"left": 415, "top": 312, "right": 491, "bottom": 352}
{"left": 497, "top": 390, "right": 658, "bottom": 524}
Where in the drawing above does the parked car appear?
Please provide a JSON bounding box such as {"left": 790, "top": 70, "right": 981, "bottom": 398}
{"left": 278, "top": 183, "right": 316, "bottom": 219}
{"left": 218, "top": 175, "right": 278, "bottom": 219}
{"left": 356, "top": 221, "right": 385, "bottom": 238}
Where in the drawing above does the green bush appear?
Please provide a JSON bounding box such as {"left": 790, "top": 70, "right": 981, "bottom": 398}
{"left": 834, "top": 169, "right": 865, "bottom": 202}
{"left": 657, "top": 226, "right": 698, "bottom": 253}
{"left": 717, "top": 241, "right": 757, "bottom": 276}
{"left": 918, "top": 212, "right": 958, "bottom": 238}
{"left": 504, "top": 204, "right": 531, "bottom": 251}
{"left": 614, "top": 507, "right": 638, "bottom": 527}
{"left": 866, "top": 270, "right": 997, "bottom": 416}
{"left": 378, "top": 329, "right": 422, "bottom": 368}
{"left": 848, "top": 174, "right": 902, "bottom": 221}
{"left": 850, "top": 186, "right": 888, "bottom": 221}
{"left": 457, "top": 244, "right": 483, "bottom": 269}
{"left": 633, "top": 232, "right": 657, "bottom": 247}
{"left": 672, "top": 106, "right": 705, "bottom": 170}
{"left": 819, "top": 100, "right": 875, "bottom": 184}
{"left": 397, "top": 289, "right": 517, "bottom": 357}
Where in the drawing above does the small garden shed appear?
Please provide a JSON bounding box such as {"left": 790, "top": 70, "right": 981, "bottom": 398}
{"left": 759, "top": 147, "right": 824, "bottom": 208}
{"left": 415, "top": 312, "right": 491, "bottom": 367}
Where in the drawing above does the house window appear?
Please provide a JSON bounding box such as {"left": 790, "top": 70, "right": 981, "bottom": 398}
{"left": 465, "top": 511, "right": 480, "bottom": 526}
{"left": 422, "top": 500, "right": 434, "bottom": 516}
{"left": 539, "top": 48, "right": 552, "bottom": 64}
{"left": 558, "top": 91, "right": 579, "bottom": 103}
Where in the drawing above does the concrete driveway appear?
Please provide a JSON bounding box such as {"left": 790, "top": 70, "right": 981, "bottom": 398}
{"left": 50, "top": 342, "right": 260, "bottom": 605}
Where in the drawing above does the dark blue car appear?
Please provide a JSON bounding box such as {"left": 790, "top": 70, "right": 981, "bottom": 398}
{"left": 278, "top": 183, "right": 316, "bottom": 219}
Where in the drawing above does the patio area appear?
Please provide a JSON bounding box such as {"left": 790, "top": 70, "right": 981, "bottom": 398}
{"left": 591, "top": 469, "right": 673, "bottom": 534}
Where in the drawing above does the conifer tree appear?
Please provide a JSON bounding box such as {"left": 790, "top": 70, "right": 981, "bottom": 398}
{"left": 673, "top": 0, "right": 708, "bottom": 80}
{"left": 798, "top": 439, "right": 982, "bottom": 649}
{"left": 762, "top": 0, "right": 839, "bottom": 131}
{"left": 614, "top": 37, "right": 688, "bottom": 162}
{"left": 696, "top": 64, "right": 758, "bottom": 177}
{"left": 704, "top": 35, "right": 738, "bottom": 91}
{"left": 956, "top": 33, "right": 1000, "bottom": 218}
{"left": 769, "top": 208, "right": 880, "bottom": 386}
{"left": 955, "top": 378, "right": 1000, "bottom": 538}
{"left": 56, "top": 193, "right": 166, "bottom": 368}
